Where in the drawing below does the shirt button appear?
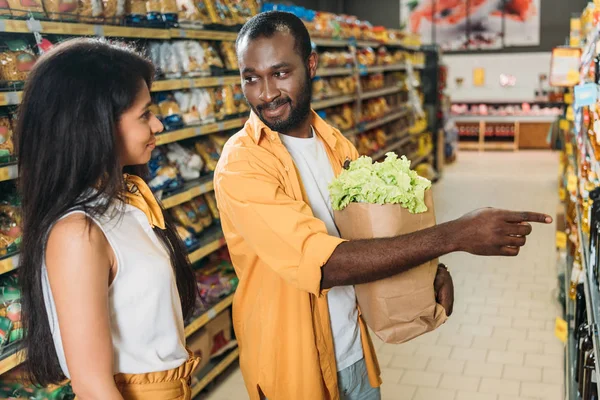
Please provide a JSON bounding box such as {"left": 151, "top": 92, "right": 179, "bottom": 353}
{"left": 285, "top": 166, "right": 290, "bottom": 171}
{"left": 270, "top": 135, "right": 275, "bottom": 140}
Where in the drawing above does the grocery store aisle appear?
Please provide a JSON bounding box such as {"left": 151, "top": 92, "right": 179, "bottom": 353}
{"left": 200, "top": 151, "right": 562, "bottom": 400}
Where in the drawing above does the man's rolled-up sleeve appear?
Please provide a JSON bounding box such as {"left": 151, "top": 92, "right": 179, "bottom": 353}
{"left": 215, "top": 159, "right": 344, "bottom": 296}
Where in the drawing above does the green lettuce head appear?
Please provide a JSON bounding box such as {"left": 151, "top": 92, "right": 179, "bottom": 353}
{"left": 329, "top": 152, "right": 431, "bottom": 213}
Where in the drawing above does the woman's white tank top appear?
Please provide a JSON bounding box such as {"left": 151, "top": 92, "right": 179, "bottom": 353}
{"left": 41, "top": 202, "right": 189, "bottom": 377}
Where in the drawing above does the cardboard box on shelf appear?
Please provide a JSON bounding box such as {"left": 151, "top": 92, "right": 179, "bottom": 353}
{"left": 188, "top": 327, "right": 211, "bottom": 372}
{"left": 207, "top": 309, "right": 237, "bottom": 359}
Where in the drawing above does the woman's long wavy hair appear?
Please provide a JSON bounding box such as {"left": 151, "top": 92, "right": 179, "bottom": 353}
{"left": 16, "top": 38, "right": 196, "bottom": 386}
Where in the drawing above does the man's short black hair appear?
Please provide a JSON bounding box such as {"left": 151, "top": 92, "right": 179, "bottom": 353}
{"left": 236, "top": 11, "right": 312, "bottom": 61}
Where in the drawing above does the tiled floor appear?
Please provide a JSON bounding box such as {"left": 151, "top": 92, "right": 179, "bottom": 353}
{"left": 201, "top": 151, "right": 563, "bottom": 400}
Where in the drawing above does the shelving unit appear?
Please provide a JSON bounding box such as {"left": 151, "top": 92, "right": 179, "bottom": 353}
{"left": 185, "top": 293, "right": 235, "bottom": 338}
{"left": 0, "top": 164, "right": 18, "bottom": 182}
{"left": 191, "top": 347, "right": 240, "bottom": 397}
{"left": 161, "top": 178, "right": 214, "bottom": 210}
{"left": 155, "top": 118, "right": 247, "bottom": 146}
{"left": 151, "top": 76, "right": 240, "bottom": 92}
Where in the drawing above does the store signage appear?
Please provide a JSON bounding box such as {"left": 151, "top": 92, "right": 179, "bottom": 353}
{"left": 550, "top": 47, "right": 582, "bottom": 87}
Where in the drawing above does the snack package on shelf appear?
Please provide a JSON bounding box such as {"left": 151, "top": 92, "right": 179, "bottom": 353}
{"left": 7, "top": 0, "right": 45, "bottom": 17}
{"left": 126, "top": 0, "right": 146, "bottom": 23}
{"left": 319, "top": 50, "right": 353, "bottom": 68}
{"left": 330, "top": 154, "right": 445, "bottom": 344}
{"left": 357, "top": 47, "right": 376, "bottom": 66}
{"left": 0, "top": 190, "right": 21, "bottom": 257}
{"left": 204, "top": 192, "right": 219, "bottom": 220}
{"left": 165, "top": 142, "right": 203, "bottom": 181}
{"left": 78, "top": 0, "right": 105, "bottom": 22}
{"left": 356, "top": 128, "right": 386, "bottom": 156}
{"left": 232, "top": 84, "right": 249, "bottom": 115}
{"left": 175, "top": 0, "right": 202, "bottom": 27}
{"left": 170, "top": 201, "right": 205, "bottom": 235}
{"left": 145, "top": 0, "right": 162, "bottom": 24}
{"left": 312, "top": 76, "right": 355, "bottom": 100}
{"left": 220, "top": 85, "right": 236, "bottom": 116}
{"left": 0, "top": 110, "right": 14, "bottom": 165}
{"left": 320, "top": 104, "right": 354, "bottom": 131}
{"left": 209, "top": 87, "right": 226, "bottom": 120}
{"left": 195, "top": 0, "right": 212, "bottom": 25}
{"left": 160, "top": 0, "right": 177, "bottom": 23}
{"left": 103, "top": 0, "right": 125, "bottom": 20}
{"left": 361, "top": 73, "right": 384, "bottom": 91}
{"left": 0, "top": 272, "right": 21, "bottom": 354}
{"left": 173, "top": 41, "right": 208, "bottom": 77}
{"left": 209, "top": 0, "right": 235, "bottom": 25}
{"left": 226, "top": 0, "right": 257, "bottom": 23}
{"left": 173, "top": 90, "right": 200, "bottom": 125}
{"left": 194, "top": 248, "right": 238, "bottom": 306}
{"left": 43, "top": 0, "right": 78, "bottom": 20}
{"left": 200, "top": 41, "right": 224, "bottom": 71}
{"left": 219, "top": 42, "right": 238, "bottom": 70}
{"left": 361, "top": 97, "right": 390, "bottom": 122}
{"left": 148, "top": 148, "right": 184, "bottom": 195}
{"left": 0, "top": 39, "right": 36, "bottom": 82}
{"left": 156, "top": 93, "right": 185, "bottom": 130}
{"left": 190, "top": 195, "right": 212, "bottom": 228}
{"left": 194, "top": 137, "right": 221, "bottom": 173}
{"left": 192, "top": 88, "right": 216, "bottom": 123}
{"left": 158, "top": 42, "right": 182, "bottom": 79}
{"left": 376, "top": 47, "right": 394, "bottom": 65}
{"left": 174, "top": 223, "right": 199, "bottom": 249}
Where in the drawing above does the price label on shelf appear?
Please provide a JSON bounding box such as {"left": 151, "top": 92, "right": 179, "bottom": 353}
{"left": 554, "top": 317, "right": 568, "bottom": 343}
{"left": 556, "top": 231, "right": 567, "bottom": 249}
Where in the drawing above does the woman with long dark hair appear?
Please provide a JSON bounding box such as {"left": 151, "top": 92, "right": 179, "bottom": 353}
{"left": 16, "top": 38, "right": 198, "bottom": 399}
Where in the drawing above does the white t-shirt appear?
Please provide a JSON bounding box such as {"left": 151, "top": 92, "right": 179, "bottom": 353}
{"left": 280, "top": 129, "right": 363, "bottom": 372}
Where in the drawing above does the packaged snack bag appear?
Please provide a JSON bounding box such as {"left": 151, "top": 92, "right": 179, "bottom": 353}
{"left": 7, "top": 0, "right": 45, "bottom": 17}
{"left": 210, "top": 88, "right": 225, "bottom": 121}
{"left": 232, "top": 85, "right": 248, "bottom": 114}
{"left": 165, "top": 142, "right": 203, "bottom": 181}
{"left": 78, "top": 0, "right": 104, "bottom": 22}
{"left": 194, "top": 139, "right": 220, "bottom": 172}
{"left": 190, "top": 196, "right": 212, "bottom": 228}
{"left": 204, "top": 192, "right": 219, "bottom": 220}
{"left": 190, "top": 89, "right": 215, "bottom": 123}
{"left": 0, "top": 111, "right": 14, "bottom": 164}
{"left": 219, "top": 42, "right": 237, "bottom": 70}
{"left": 160, "top": 0, "right": 177, "bottom": 23}
{"left": 170, "top": 203, "right": 204, "bottom": 235}
{"left": 199, "top": 41, "right": 224, "bottom": 69}
{"left": 0, "top": 40, "right": 36, "bottom": 82}
{"left": 330, "top": 154, "right": 447, "bottom": 344}
{"left": 157, "top": 93, "right": 184, "bottom": 130}
{"left": 176, "top": 0, "right": 200, "bottom": 26}
{"left": 221, "top": 85, "right": 236, "bottom": 116}
{"left": 148, "top": 148, "right": 184, "bottom": 194}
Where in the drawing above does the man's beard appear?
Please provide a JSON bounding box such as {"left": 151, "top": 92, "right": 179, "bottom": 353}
{"left": 248, "top": 73, "right": 312, "bottom": 135}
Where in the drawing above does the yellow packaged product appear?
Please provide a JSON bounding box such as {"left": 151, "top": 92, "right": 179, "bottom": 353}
{"left": 0, "top": 42, "right": 36, "bottom": 82}
{"left": 221, "top": 86, "right": 236, "bottom": 116}
{"left": 190, "top": 196, "right": 213, "bottom": 228}
{"left": 200, "top": 42, "right": 224, "bottom": 69}
{"left": 145, "top": 0, "right": 160, "bottom": 14}
{"left": 210, "top": 0, "right": 234, "bottom": 25}
{"left": 204, "top": 192, "right": 220, "bottom": 220}
{"left": 196, "top": 0, "right": 212, "bottom": 24}
{"left": 194, "top": 139, "right": 220, "bottom": 172}
{"left": 210, "top": 88, "right": 225, "bottom": 120}
{"left": 158, "top": 95, "right": 182, "bottom": 118}
{"left": 128, "top": 0, "right": 145, "bottom": 15}
{"left": 160, "top": 0, "right": 176, "bottom": 15}
{"left": 220, "top": 42, "right": 238, "bottom": 70}
{"left": 78, "top": 0, "right": 104, "bottom": 21}
{"left": 0, "top": 115, "right": 14, "bottom": 160}
{"left": 170, "top": 203, "right": 204, "bottom": 235}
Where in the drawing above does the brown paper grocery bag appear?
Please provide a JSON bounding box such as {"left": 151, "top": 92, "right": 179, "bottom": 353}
{"left": 333, "top": 190, "right": 448, "bottom": 344}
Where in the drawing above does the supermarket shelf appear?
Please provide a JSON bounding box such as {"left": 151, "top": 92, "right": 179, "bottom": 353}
{"left": 360, "top": 86, "right": 402, "bottom": 100}
{"left": 410, "top": 152, "right": 432, "bottom": 168}
{"left": 0, "top": 164, "right": 18, "bottom": 181}
{"left": 482, "top": 142, "right": 517, "bottom": 151}
{"left": 188, "top": 234, "right": 226, "bottom": 264}
{"left": 312, "top": 38, "right": 349, "bottom": 47}
{"left": 452, "top": 115, "right": 559, "bottom": 123}
{"left": 365, "top": 64, "right": 407, "bottom": 73}
{"left": 316, "top": 67, "right": 354, "bottom": 77}
{"left": 185, "top": 293, "right": 234, "bottom": 338}
{"left": 151, "top": 76, "right": 240, "bottom": 92}
{"left": 155, "top": 117, "right": 246, "bottom": 146}
{"left": 312, "top": 95, "right": 357, "bottom": 110}
{"left": 0, "top": 253, "right": 19, "bottom": 275}
{"left": 0, "top": 350, "right": 25, "bottom": 376}
{"left": 0, "top": 91, "right": 22, "bottom": 106}
{"left": 564, "top": 249, "right": 578, "bottom": 400}
{"left": 191, "top": 347, "right": 240, "bottom": 397}
{"left": 0, "top": 19, "right": 237, "bottom": 41}
{"left": 371, "top": 133, "right": 412, "bottom": 160}
{"left": 162, "top": 178, "right": 214, "bottom": 209}
{"left": 346, "top": 107, "right": 411, "bottom": 137}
